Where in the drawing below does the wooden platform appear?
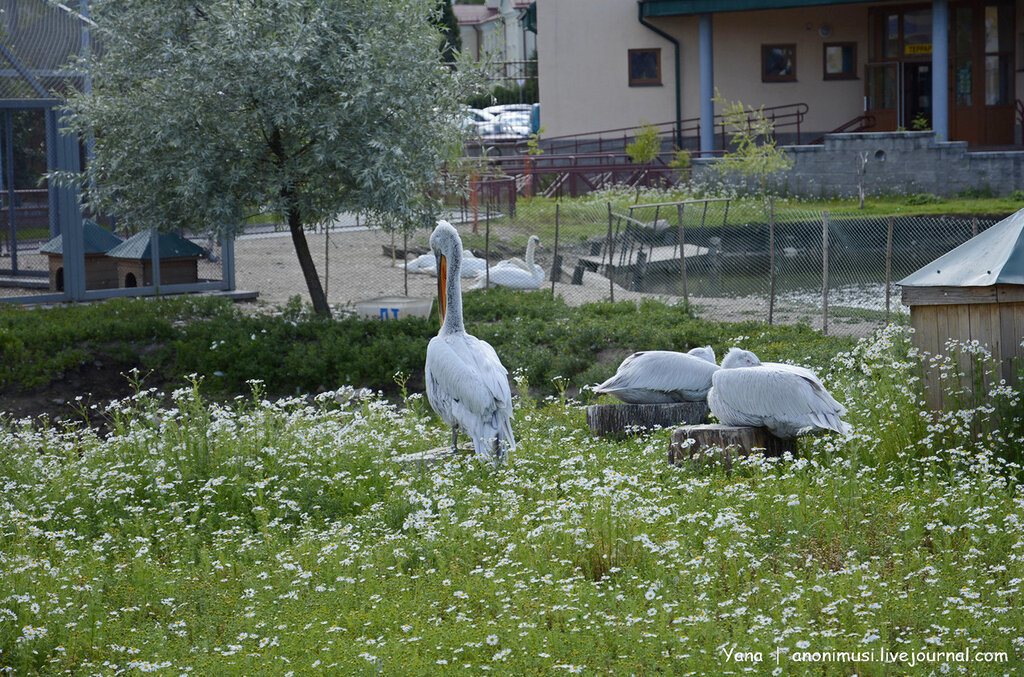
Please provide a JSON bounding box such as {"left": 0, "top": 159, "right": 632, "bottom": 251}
{"left": 668, "top": 424, "right": 796, "bottom": 468}
{"left": 579, "top": 243, "right": 709, "bottom": 273}
{"left": 586, "top": 401, "right": 709, "bottom": 437}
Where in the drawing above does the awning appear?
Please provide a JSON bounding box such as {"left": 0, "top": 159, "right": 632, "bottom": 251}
{"left": 639, "top": 0, "right": 874, "bottom": 18}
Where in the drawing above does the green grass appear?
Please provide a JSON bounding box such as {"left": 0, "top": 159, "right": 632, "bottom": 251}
{"left": 0, "top": 325, "right": 1021, "bottom": 675}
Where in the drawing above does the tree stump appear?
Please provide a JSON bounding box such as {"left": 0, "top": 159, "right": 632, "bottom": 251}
{"left": 586, "top": 402, "right": 709, "bottom": 438}
{"left": 668, "top": 424, "right": 796, "bottom": 468}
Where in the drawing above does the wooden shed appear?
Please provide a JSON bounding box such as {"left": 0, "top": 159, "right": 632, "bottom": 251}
{"left": 38, "top": 220, "right": 123, "bottom": 291}
{"left": 899, "top": 209, "right": 1024, "bottom": 408}
{"left": 106, "top": 230, "right": 206, "bottom": 288}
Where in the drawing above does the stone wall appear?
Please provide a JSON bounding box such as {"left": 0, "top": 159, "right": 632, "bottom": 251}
{"left": 692, "top": 132, "right": 1024, "bottom": 199}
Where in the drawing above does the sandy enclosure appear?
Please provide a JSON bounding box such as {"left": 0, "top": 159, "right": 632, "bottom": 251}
{"left": 234, "top": 226, "right": 878, "bottom": 338}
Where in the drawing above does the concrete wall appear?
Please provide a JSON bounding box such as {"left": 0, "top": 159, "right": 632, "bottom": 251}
{"left": 690, "top": 131, "right": 1024, "bottom": 198}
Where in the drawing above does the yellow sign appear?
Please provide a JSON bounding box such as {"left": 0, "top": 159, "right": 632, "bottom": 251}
{"left": 906, "top": 43, "right": 932, "bottom": 55}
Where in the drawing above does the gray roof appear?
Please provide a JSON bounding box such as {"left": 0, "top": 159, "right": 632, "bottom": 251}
{"left": 39, "top": 220, "right": 122, "bottom": 255}
{"left": 106, "top": 230, "right": 206, "bottom": 260}
{"left": 899, "top": 208, "right": 1024, "bottom": 287}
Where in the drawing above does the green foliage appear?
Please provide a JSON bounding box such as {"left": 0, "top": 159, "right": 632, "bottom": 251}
{"left": 712, "top": 90, "right": 794, "bottom": 202}
{"left": 904, "top": 193, "right": 943, "bottom": 205}
{"left": 910, "top": 112, "right": 930, "bottom": 131}
{"left": 1012, "top": 189, "right": 1024, "bottom": 202}
{"left": 526, "top": 125, "right": 546, "bottom": 156}
{"left": 669, "top": 147, "right": 691, "bottom": 171}
{"left": 465, "top": 79, "right": 538, "bottom": 109}
{"left": 434, "top": 0, "right": 461, "bottom": 63}
{"left": 624, "top": 121, "right": 662, "bottom": 165}
{"left": 0, "top": 292, "right": 853, "bottom": 403}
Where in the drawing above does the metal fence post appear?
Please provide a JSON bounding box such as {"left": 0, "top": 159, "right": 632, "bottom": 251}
{"left": 822, "top": 211, "right": 829, "bottom": 336}
{"left": 607, "top": 202, "right": 614, "bottom": 302}
{"left": 221, "top": 234, "right": 235, "bottom": 291}
{"left": 150, "top": 227, "right": 162, "bottom": 295}
{"left": 677, "top": 203, "right": 688, "bottom": 305}
{"left": 485, "top": 204, "right": 490, "bottom": 289}
{"left": 768, "top": 198, "right": 776, "bottom": 325}
{"left": 885, "top": 216, "right": 894, "bottom": 325}
{"left": 551, "top": 201, "right": 560, "bottom": 294}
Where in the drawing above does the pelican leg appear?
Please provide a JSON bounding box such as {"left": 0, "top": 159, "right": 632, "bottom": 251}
{"left": 450, "top": 426, "right": 459, "bottom": 453}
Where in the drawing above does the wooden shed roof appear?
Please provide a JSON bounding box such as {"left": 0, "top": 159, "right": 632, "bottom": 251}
{"left": 899, "top": 209, "right": 1024, "bottom": 288}
{"left": 106, "top": 230, "right": 206, "bottom": 260}
{"left": 39, "top": 220, "right": 122, "bottom": 255}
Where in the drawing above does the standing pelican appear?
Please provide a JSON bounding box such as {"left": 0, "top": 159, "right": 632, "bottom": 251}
{"left": 592, "top": 347, "right": 719, "bottom": 404}
{"left": 424, "top": 221, "right": 516, "bottom": 463}
{"left": 708, "top": 348, "right": 851, "bottom": 439}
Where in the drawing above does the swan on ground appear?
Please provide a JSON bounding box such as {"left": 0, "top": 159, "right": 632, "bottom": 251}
{"left": 707, "top": 348, "right": 851, "bottom": 439}
{"left": 401, "top": 246, "right": 487, "bottom": 278}
{"left": 592, "top": 347, "right": 720, "bottom": 404}
{"left": 498, "top": 235, "right": 543, "bottom": 279}
{"left": 468, "top": 236, "right": 545, "bottom": 290}
{"left": 424, "top": 221, "right": 516, "bottom": 464}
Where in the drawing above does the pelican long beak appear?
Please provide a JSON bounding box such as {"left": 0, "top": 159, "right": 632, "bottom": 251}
{"left": 436, "top": 253, "right": 447, "bottom": 325}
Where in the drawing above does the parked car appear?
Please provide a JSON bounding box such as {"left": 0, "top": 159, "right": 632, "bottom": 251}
{"left": 482, "top": 103, "right": 535, "bottom": 117}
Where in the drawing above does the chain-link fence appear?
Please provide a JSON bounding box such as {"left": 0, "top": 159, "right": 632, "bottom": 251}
{"left": 362, "top": 194, "right": 999, "bottom": 338}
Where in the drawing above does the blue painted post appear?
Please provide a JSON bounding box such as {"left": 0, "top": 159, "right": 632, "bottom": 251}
{"left": 931, "top": 0, "right": 949, "bottom": 141}
{"left": 699, "top": 13, "right": 714, "bottom": 158}
{"left": 55, "top": 122, "right": 85, "bottom": 301}
{"left": 45, "top": 108, "right": 59, "bottom": 238}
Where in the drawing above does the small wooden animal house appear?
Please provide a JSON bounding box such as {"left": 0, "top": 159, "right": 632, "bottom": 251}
{"left": 38, "top": 219, "right": 123, "bottom": 291}
{"left": 106, "top": 230, "right": 206, "bottom": 288}
{"left": 899, "top": 209, "right": 1024, "bottom": 407}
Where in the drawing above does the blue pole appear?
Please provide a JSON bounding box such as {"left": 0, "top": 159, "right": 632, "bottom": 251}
{"left": 699, "top": 13, "right": 714, "bottom": 157}
{"left": 931, "top": 0, "right": 949, "bottom": 141}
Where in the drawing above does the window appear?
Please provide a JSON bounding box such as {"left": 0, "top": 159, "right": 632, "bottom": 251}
{"left": 628, "top": 48, "right": 661, "bottom": 86}
{"left": 762, "top": 44, "right": 796, "bottom": 82}
{"left": 823, "top": 43, "right": 857, "bottom": 80}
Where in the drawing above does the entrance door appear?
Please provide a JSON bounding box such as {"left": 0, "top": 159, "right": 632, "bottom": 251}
{"left": 903, "top": 62, "right": 932, "bottom": 129}
{"left": 865, "top": 62, "right": 899, "bottom": 130}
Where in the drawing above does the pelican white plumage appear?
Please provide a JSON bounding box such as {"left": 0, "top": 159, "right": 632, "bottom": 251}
{"left": 707, "top": 348, "right": 851, "bottom": 439}
{"left": 592, "top": 347, "right": 719, "bottom": 404}
{"left": 424, "top": 221, "right": 516, "bottom": 463}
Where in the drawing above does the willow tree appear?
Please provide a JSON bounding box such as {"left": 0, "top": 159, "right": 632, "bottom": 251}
{"left": 60, "top": 0, "right": 473, "bottom": 316}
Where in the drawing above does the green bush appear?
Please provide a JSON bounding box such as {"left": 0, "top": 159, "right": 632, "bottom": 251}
{"left": 0, "top": 290, "right": 854, "bottom": 402}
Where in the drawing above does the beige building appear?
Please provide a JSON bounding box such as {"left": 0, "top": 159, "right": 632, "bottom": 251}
{"left": 537, "top": 0, "right": 1023, "bottom": 149}
{"left": 456, "top": 0, "right": 538, "bottom": 77}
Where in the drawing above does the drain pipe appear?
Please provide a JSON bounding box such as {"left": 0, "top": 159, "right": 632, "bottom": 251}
{"left": 637, "top": 5, "right": 682, "bottom": 149}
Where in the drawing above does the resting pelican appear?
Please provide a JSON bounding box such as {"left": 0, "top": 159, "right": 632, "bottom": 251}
{"left": 424, "top": 221, "right": 516, "bottom": 463}
{"left": 401, "top": 247, "right": 487, "bottom": 278}
{"left": 708, "top": 348, "right": 851, "bottom": 439}
{"left": 592, "top": 347, "right": 719, "bottom": 404}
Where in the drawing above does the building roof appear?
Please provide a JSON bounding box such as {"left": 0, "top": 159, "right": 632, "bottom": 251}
{"left": 453, "top": 4, "right": 500, "bottom": 26}
{"left": 639, "top": 0, "right": 873, "bottom": 17}
{"left": 899, "top": 209, "right": 1024, "bottom": 288}
{"left": 39, "top": 219, "right": 122, "bottom": 255}
{"left": 106, "top": 230, "right": 206, "bottom": 260}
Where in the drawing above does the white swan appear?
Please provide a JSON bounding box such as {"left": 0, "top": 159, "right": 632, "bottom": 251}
{"left": 592, "top": 347, "right": 719, "bottom": 404}
{"left": 468, "top": 236, "right": 545, "bottom": 290}
{"left": 401, "top": 246, "right": 487, "bottom": 279}
{"left": 707, "top": 348, "right": 851, "bottom": 439}
{"left": 499, "top": 235, "right": 543, "bottom": 279}
{"left": 424, "top": 221, "right": 516, "bottom": 463}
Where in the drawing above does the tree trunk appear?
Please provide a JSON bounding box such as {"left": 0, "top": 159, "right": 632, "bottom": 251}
{"left": 286, "top": 206, "right": 331, "bottom": 318}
